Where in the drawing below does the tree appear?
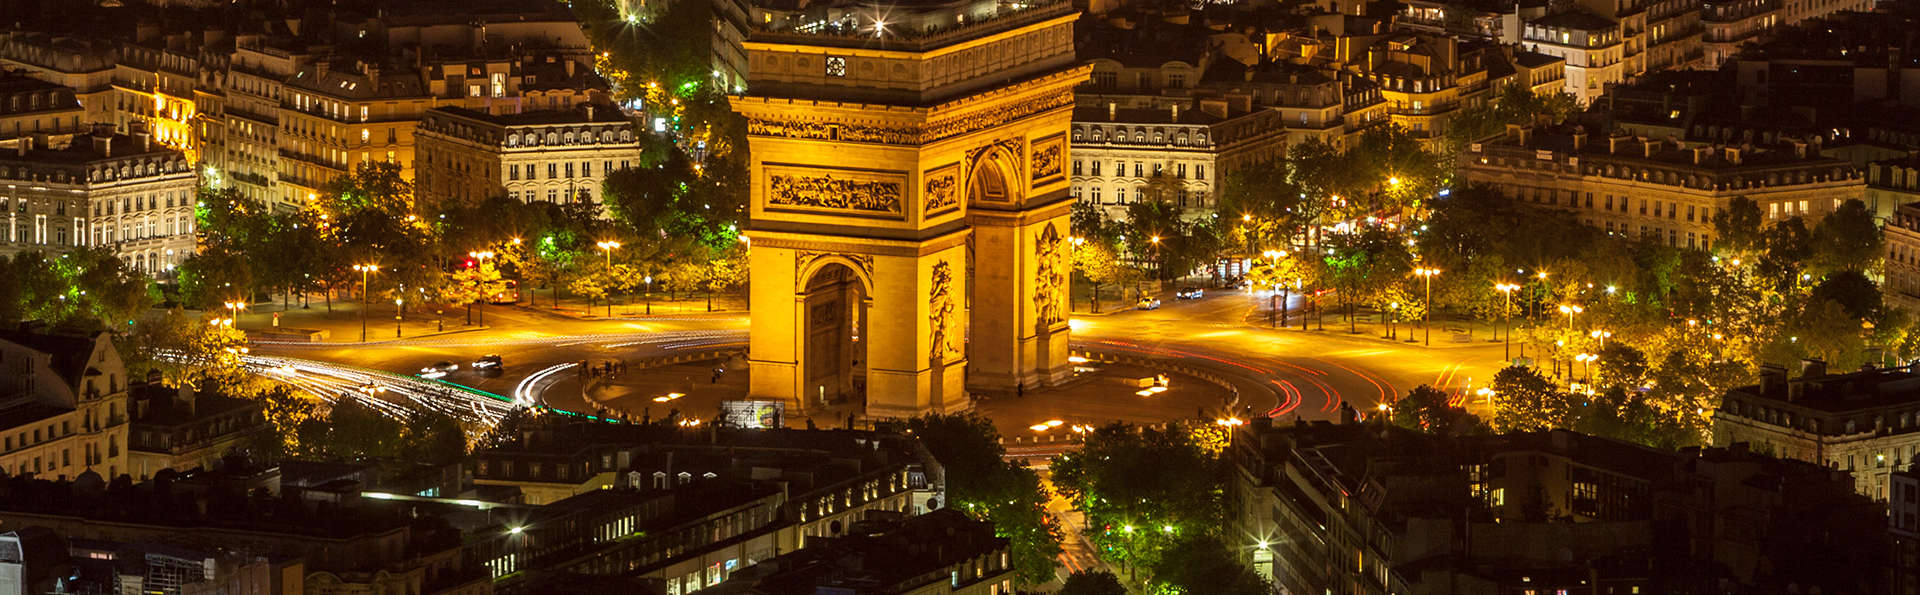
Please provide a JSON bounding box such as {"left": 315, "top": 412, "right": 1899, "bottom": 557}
{"left": 1059, "top": 570, "right": 1128, "bottom": 595}
{"left": 1712, "top": 196, "right": 1766, "bottom": 255}
{"left": 122, "top": 308, "right": 253, "bottom": 391}
{"left": 1390, "top": 385, "right": 1485, "bottom": 435}
{"left": 1810, "top": 199, "right": 1882, "bottom": 275}
{"left": 1149, "top": 535, "right": 1269, "bottom": 595}
{"left": 1489, "top": 365, "right": 1577, "bottom": 432}
{"left": 1811, "top": 270, "right": 1881, "bottom": 320}
{"left": 1052, "top": 424, "right": 1221, "bottom": 579}
{"left": 906, "top": 413, "right": 1063, "bottom": 586}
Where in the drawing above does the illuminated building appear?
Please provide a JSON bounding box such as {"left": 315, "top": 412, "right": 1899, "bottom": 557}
{"left": 0, "top": 330, "right": 132, "bottom": 482}
{"left": 0, "top": 126, "right": 196, "bottom": 272}
{"left": 0, "top": 72, "right": 84, "bottom": 143}
{"left": 1462, "top": 124, "right": 1862, "bottom": 249}
{"left": 414, "top": 103, "right": 639, "bottom": 213}
{"left": 737, "top": 0, "right": 1085, "bottom": 414}
{"left": 1714, "top": 362, "right": 1920, "bottom": 500}
{"left": 1069, "top": 102, "right": 1286, "bottom": 223}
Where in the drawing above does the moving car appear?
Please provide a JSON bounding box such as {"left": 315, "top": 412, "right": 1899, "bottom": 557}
{"left": 1136, "top": 297, "right": 1162, "bottom": 310}
{"left": 473, "top": 354, "right": 503, "bottom": 369}
{"left": 419, "top": 361, "right": 459, "bottom": 378}
{"left": 1175, "top": 288, "right": 1204, "bottom": 299}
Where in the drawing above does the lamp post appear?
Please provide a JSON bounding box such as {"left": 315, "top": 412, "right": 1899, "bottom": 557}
{"left": 644, "top": 275, "right": 654, "bottom": 315}
{"left": 1071, "top": 236, "right": 1095, "bottom": 313}
{"left": 596, "top": 241, "right": 621, "bottom": 317}
{"left": 395, "top": 297, "right": 404, "bottom": 338}
{"left": 1494, "top": 283, "right": 1519, "bottom": 361}
{"left": 352, "top": 264, "right": 378, "bottom": 342}
{"left": 223, "top": 300, "right": 246, "bottom": 327}
{"left": 1590, "top": 329, "right": 1612, "bottom": 351}
{"left": 1414, "top": 267, "right": 1440, "bottom": 346}
{"left": 1149, "top": 235, "right": 1162, "bottom": 288}
{"left": 1263, "top": 250, "right": 1287, "bottom": 328}
{"left": 469, "top": 250, "right": 495, "bottom": 326}
{"left": 1558, "top": 303, "right": 1583, "bottom": 334}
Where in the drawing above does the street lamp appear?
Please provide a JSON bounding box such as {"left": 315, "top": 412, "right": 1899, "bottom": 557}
{"left": 644, "top": 275, "right": 654, "bottom": 315}
{"left": 1149, "top": 235, "right": 1162, "bottom": 283}
{"left": 469, "top": 250, "right": 495, "bottom": 326}
{"left": 596, "top": 241, "right": 621, "bottom": 317}
{"left": 1557, "top": 303, "right": 1583, "bottom": 334}
{"left": 1263, "top": 250, "right": 1288, "bottom": 328}
{"left": 223, "top": 300, "right": 246, "bottom": 326}
{"left": 1413, "top": 267, "right": 1440, "bottom": 346}
{"left": 1590, "top": 329, "right": 1612, "bottom": 351}
{"left": 352, "top": 263, "right": 378, "bottom": 342}
{"left": 395, "top": 297, "right": 404, "bottom": 338}
{"left": 1494, "top": 282, "right": 1519, "bottom": 361}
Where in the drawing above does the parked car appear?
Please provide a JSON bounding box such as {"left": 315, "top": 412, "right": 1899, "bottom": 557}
{"left": 1136, "top": 297, "right": 1162, "bottom": 310}
{"left": 1175, "top": 288, "right": 1205, "bottom": 299}
{"left": 419, "top": 361, "right": 459, "bottom": 378}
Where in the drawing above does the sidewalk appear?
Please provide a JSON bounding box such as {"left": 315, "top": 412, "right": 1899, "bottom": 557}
{"left": 219, "top": 298, "right": 492, "bottom": 344}
{"left": 520, "top": 288, "right": 747, "bottom": 319}
{"left": 1244, "top": 300, "right": 1511, "bottom": 350}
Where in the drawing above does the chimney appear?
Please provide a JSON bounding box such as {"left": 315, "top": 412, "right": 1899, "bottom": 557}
{"left": 1724, "top": 147, "right": 1742, "bottom": 165}
{"left": 366, "top": 63, "right": 381, "bottom": 90}
{"left": 1800, "top": 358, "right": 1827, "bottom": 378}
{"left": 1643, "top": 138, "right": 1658, "bottom": 158}
{"left": 13, "top": 142, "right": 23, "bottom": 157}
{"left": 1810, "top": 134, "right": 1824, "bottom": 155}
{"left": 565, "top": 59, "right": 576, "bottom": 78}
{"left": 316, "top": 60, "right": 330, "bottom": 78}
{"left": 1170, "top": 103, "right": 1180, "bottom": 121}
{"left": 135, "top": 130, "right": 151, "bottom": 152}
{"left": 1108, "top": 102, "right": 1116, "bottom": 121}
{"left": 1693, "top": 146, "right": 1711, "bottom": 164}
{"left": 1792, "top": 139, "right": 1807, "bottom": 159}
{"left": 1571, "top": 127, "right": 1587, "bottom": 151}
{"left": 1759, "top": 364, "right": 1787, "bottom": 396}
{"left": 1608, "top": 135, "right": 1629, "bottom": 154}
{"left": 586, "top": 104, "right": 595, "bottom": 121}
{"left": 92, "top": 134, "right": 111, "bottom": 157}
{"left": 1505, "top": 123, "right": 1526, "bottom": 145}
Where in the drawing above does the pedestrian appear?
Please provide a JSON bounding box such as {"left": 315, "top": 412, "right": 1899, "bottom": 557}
{"left": 1016, "top": 383, "right": 1024, "bottom": 397}
{"left": 711, "top": 367, "right": 722, "bottom": 383}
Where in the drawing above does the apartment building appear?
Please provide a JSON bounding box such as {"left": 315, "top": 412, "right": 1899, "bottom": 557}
{"left": 1713, "top": 362, "right": 1920, "bottom": 500}
{"left": 0, "top": 72, "right": 84, "bottom": 143}
{"left": 1462, "top": 124, "right": 1863, "bottom": 249}
{"left": 0, "top": 330, "right": 132, "bottom": 483}
{"left": 1879, "top": 158, "right": 1920, "bottom": 310}
{"left": 413, "top": 102, "right": 640, "bottom": 212}
{"left": 1521, "top": 10, "right": 1626, "bottom": 104}
{"left": 0, "top": 126, "right": 197, "bottom": 271}
{"left": 1068, "top": 102, "right": 1287, "bottom": 221}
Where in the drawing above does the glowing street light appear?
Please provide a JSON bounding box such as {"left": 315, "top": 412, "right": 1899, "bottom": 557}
{"left": 1413, "top": 267, "right": 1440, "bottom": 346}
{"left": 1494, "top": 282, "right": 1520, "bottom": 361}
{"left": 469, "top": 251, "right": 496, "bottom": 326}
{"left": 352, "top": 263, "right": 379, "bottom": 342}
{"left": 596, "top": 241, "right": 621, "bottom": 317}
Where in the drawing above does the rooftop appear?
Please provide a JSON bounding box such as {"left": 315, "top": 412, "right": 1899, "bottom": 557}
{"left": 715, "top": 509, "right": 1003, "bottom": 593}
{"left": 1727, "top": 363, "right": 1920, "bottom": 414}
{"left": 1530, "top": 10, "right": 1618, "bottom": 31}
{"left": 0, "top": 329, "right": 104, "bottom": 390}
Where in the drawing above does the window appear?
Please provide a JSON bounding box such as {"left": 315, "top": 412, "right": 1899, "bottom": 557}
{"left": 565, "top": 163, "right": 574, "bottom": 178}
{"left": 1073, "top": 160, "right": 1082, "bottom": 176}
{"left": 509, "top": 166, "right": 519, "bottom": 181}
{"left": 1091, "top": 161, "right": 1102, "bottom": 176}
{"left": 1090, "top": 187, "right": 1102, "bottom": 203}
{"left": 1196, "top": 165, "right": 1205, "bottom": 180}
{"left": 1133, "top": 162, "right": 1144, "bottom": 177}
{"left": 548, "top": 163, "right": 557, "bottom": 179}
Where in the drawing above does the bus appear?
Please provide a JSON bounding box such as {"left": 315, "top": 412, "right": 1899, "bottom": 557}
{"left": 489, "top": 279, "right": 521, "bottom": 305}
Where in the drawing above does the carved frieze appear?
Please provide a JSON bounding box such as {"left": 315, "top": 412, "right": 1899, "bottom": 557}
{"left": 923, "top": 165, "right": 960, "bottom": 215}
{"left": 767, "top": 171, "right": 904, "bottom": 215}
{"left": 1030, "top": 133, "right": 1064, "bottom": 184}
{"left": 1033, "top": 223, "right": 1067, "bottom": 329}
{"left": 929, "top": 260, "right": 959, "bottom": 364}
{"left": 742, "top": 89, "right": 1073, "bottom": 147}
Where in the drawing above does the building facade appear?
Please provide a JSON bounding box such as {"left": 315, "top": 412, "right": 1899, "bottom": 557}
{"left": 1068, "top": 102, "right": 1286, "bottom": 222}
{"left": 1462, "top": 125, "right": 1864, "bottom": 249}
{"left": 414, "top": 104, "right": 640, "bottom": 212}
{"left": 1714, "top": 362, "right": 1920, "bottom": 499}
{"left": 0, "top": 127, "right": 197, "bottom": 272}
{"left": 1887, "top": 197, "right": 1920, "bottom": 312}
{"left": 0, "top": 330, "right": 131, "bottom": 482}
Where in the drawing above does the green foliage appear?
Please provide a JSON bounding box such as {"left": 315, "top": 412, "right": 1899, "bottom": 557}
{"left": 1390, "top": 385, "right": 1486, "bottom": 435}
{"left": 1811, "top": 270, "right": 1881, "bottom": 320}
{"left": 121, "top": 308, "right": 253, "bottom": 391}
{"left": 294, "top": 399, "right": 468, "bottom": 465}
{"left": 0, "top": 249, "right": 157, "bottom": 329}
{"left": 906, "top": 413, "right": 1062, "bottom": 586}
{"left": 1809, "top": 199, "right": 1882, "bottom": 275}
{"left": 1712, "top": 196, "right": 1766, "bottom": 255}
{"left": 1489, "top": 365, "right": 1577, "bottom": 432}
{"left": 1059, "top": 570, "right": 1128, "bottom": 595}
{"left": 1149, "top": 535, "right": 1269, "bottom": 595}
{"left": 1052, "top": 424, "right": 1221, "bottom": 579}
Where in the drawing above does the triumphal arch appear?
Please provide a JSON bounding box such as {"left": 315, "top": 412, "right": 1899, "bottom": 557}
{"left": 734, "top": 0, "right": 1087, "bottom": 418}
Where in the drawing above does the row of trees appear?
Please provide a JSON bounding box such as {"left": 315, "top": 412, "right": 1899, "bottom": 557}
{"left": 179, "top": 161, "right": 749, "bottom": 317}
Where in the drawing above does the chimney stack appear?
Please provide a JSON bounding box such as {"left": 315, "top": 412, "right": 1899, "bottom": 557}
{"left": 366, "top": 63, "right": 381, "bottom": 90}
{"left": 1170, "top": 103, "right": 1180, "bottom": 120}
{"left": 1108, "top": 102, "right": 1116, "bottom": 121}
{"left": 92, "top": 135, "right": 111, "bottom": 157}
{"left": 1724, "top": 147, "right": 1742, "bottom": 165}
{"left": 316, "top": 60, "right": 330, "bottom": 79}
{"left": 1571, "top": 127, "right": 1587, "bottom": 151}
{"left": 1643, "top": 138, "right": 1658, "bottom": 158}
{"left": 1800, "top": 358, "right": 1827, "bottom": 378}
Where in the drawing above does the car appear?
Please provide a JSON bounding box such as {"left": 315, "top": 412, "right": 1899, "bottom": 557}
{"left": 1175, "top": 288, "right": 1205, "bottom": 299}
{"left": 1136, "top": 297, "right": 1162, "bottom": 310}
{"left": 419, "top": 361, "right": 459, "bottom": 378}
{"left": 473, "top": 354, "right": 503, "bottom": 369}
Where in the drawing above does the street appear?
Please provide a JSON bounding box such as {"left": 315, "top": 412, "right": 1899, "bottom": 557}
{"left": 246, "top": 288, "right": 1509, "bottom": 425}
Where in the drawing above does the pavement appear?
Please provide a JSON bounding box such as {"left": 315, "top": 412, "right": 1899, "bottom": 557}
{"left": 246, "top": 287, "right": 1509, "bottom": 432}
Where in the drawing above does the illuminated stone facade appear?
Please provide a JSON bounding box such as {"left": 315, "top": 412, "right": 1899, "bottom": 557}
{"left": 737, "top": 1, "right": 1085, "bottom": 417}
{"left": 1463, "top": 126, "right": 1863, "bottom": 250}
{"left": 414, "top": 103, "right": 640, "bottom": 212}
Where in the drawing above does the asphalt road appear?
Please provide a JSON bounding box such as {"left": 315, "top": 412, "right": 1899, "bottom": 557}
{"left": 252, "top": 290, "right": 1508, "bottom": 423}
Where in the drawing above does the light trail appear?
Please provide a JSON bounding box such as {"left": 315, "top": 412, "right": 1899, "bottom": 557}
{"left": 513, "top": 363, "right": 578, "bottom": 406}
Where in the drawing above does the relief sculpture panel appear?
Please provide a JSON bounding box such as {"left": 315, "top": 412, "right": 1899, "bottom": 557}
{"left": 1030, "top": 133, "right": 1064, "bottom": 185}
{"left": 1033, "top": 223, "right": 1067, "bottom": 328}
{"left": 923, "top": 164, "right": 960, "bottom": 215}
{"left": 766, "top": 167, "right": 906, "bottom": 216}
